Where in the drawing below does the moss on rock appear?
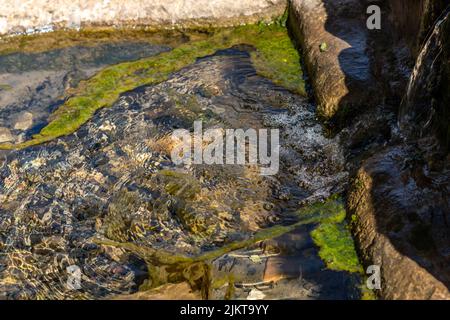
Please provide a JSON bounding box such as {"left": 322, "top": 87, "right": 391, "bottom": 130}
{"left": 309, "top": 196, "right": 363, "bottom": 274}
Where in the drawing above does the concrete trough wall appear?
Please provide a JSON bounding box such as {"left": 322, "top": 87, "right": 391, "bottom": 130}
{"left": 0, "top": 0, "right": 286, "bottom": 36}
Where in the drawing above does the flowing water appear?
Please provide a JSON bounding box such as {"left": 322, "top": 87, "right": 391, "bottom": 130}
{"left": 0, "top": 29, "right": 363, "bottom": 300}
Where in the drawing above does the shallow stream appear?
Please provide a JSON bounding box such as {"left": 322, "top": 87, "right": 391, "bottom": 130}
{"left": 0, "top": 24, "right": 367, "bottom": 300}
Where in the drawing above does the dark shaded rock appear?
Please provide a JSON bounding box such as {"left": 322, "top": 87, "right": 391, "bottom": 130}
{"left": 389, "top": 0, "right": 448, "bottom": 56}
{"left": 399, "top": 8, "right": 450, "bottom": 151}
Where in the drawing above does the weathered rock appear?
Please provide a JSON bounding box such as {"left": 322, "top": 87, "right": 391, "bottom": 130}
{"left": 13, "top": 112, "right": 33, "bottom": 131}
{"left": 348, "top": 145, "right": 450, "bottom": 299}
{"left": 345, "top": 3, "right": 450, "bottom": 300}
{"left": 0, "top": 0, "right": 286, "bottom": 36}
{"left": 388, "top": 0, "right": 448, "bottom": 56}
{"left": 289, "top": 0, "right": 380, "bottom": 124}
{"left": 399, "top": 9, "right": 450, "bottom": 151}
{"left": 0, "top": 127, "right": 13, "bottom": 143}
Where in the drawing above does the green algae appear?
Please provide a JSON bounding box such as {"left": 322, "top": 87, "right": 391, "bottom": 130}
{"left": 304, "top": 196, "right": 370, "bottom": 299}
{"left": 296, "top": 195, "right": 364, "bottom": 274}
{"left": 311, "top": 223, "right": 363, "bottom": 273}
{"left": 96, "top": 201, "right": 332, "bottom": 263}
{"left": 319, "top": 42, "right": 328, "bottom": 52}
{"left": 296, "top": 195, "right": 347, "bottom": 223}
{"left": 360, "top": 284, "right": 377, "bottom": 300}
{"left": 223, "top": 274, "right": 235, "bottom": 300}
{"left": 0, "top": 23, "right": 305, "bottom": 150}
{"left": 308, "top": 196, "right": 363, "bottom": 274}
{"left": 159, "top": 169, "right": 201, "bottom": 200}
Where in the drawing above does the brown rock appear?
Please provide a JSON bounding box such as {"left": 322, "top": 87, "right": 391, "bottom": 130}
{"left": 348, "top": 145, "right": 450, "bottom": 300}
{"left": 289, "top": 0, "right": 380, "bottom": 124}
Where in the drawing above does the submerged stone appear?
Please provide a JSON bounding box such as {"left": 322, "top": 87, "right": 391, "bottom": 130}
{"left": 13, "top": 112, "right": 33, "bottom": 131}
{"left": 0, "top": 126, "right": 13, "bottom": 143}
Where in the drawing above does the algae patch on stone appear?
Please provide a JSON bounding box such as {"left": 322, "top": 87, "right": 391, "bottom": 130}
{"left": 307, "top": 196, "right": 363, "bottom": 274}
{"left": 0, "top": 23, "right": 305, "bottom": 150}
{"left": 311, "top": 223, "right": 362, "bottom": 273}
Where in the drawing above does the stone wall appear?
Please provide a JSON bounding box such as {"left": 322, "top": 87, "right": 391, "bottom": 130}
{"left": 288, "top": 0, "right": 379, "bottom": 125}
{"left": 290, "top": 0, "right": 450, "bottom": 299}
{"left": 0, "top": 0, "right": 286, "bottom": 36}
